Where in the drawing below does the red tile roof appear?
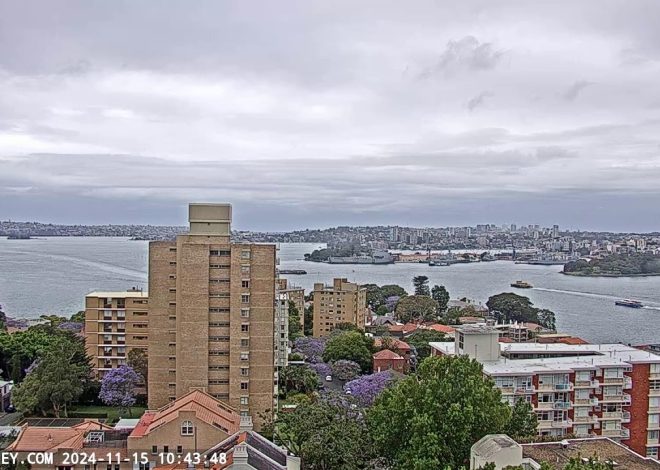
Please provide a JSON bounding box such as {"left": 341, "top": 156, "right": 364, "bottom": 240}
{"left": 130, "top": 389, "right": 241, "bottom": 439}
{"left": 373, "top": 349, "right": 404, "bottom": 360}
{"left": 7, "top": 420, "right": 111, "bottom": 452}
{"left": 426, "top": 324, "right": 456, "bottom": 334}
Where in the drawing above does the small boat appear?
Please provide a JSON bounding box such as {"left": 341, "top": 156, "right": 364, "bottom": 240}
{"left": 511, "top": 280, "right": 533, "bottom": 289}
{"left": 615, "top": 299, "right": 643, "bottom": 308}
{"left": 278, "top": 269, "right": 307, "bottom": 275}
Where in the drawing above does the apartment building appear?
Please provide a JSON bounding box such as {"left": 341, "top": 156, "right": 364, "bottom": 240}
{"left": 312, "top": 278, "right": 367, "bottom": 337}
{"left": 148, "top": 204, "right": 276, "bottom": 430}
{"left": 274, "top": 279, "right": 305, "bottom": 368}
{"left": 276, "top": 278, "right": 304, "bottom": 327}
{"left": 84, "top": 289, "right": 149, "bottom": 378}
{"left": 431, "top": 324, "right": 660, "bottom": 458}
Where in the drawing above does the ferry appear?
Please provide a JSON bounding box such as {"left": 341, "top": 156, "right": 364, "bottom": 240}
{"left": 614, "top": 299, "right": 643, "bottom": 308}
{"left": 510, "top": 280, "right": 533, "bottom": 289}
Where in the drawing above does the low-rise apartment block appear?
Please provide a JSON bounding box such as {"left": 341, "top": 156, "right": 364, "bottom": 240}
{"left": 431, "top": 324, "right": 660, "bottom": 459}
{"left": 84, "top": 289, "right": 149, "bottom": 378}
{"left": 312, "top": 278, "right": 367, "bottom": 337}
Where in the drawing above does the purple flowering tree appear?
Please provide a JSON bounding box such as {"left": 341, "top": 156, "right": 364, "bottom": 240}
{"left": 344, "top": 371, "right": 398, "bottom": 407}
{"left": 331, "top": 360, "right": 362, "bottom": 381}
{"left": 99, "top": 365, "right": 141, "bottom": 416}
{"left": 293, "top": 337, "right": 326, "bottom": 363}
{"left": 309, "top": 362, "right": 331, "bottom": 379}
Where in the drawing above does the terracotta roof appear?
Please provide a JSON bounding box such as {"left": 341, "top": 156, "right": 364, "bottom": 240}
{"left": 559, "top": 337, "right": 589, "bottom": 345}
{"left": 498, "top": 337, "right": 514, "bottom": 343}
{"left": 373, "top": 349, "right": 404, "bottom": 360}
{"left": 6, "top": 420, "right": 107, "bottom": 453}
{"left": 130, "top": 389, "right": 241, "bottom": 439}
{"left": 426, "top": 324, "right": 456, "bottom": 334}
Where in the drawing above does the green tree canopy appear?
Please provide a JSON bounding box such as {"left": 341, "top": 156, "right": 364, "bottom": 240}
{"left": 364, "top": 283, "right": 408, "bottom": 310}
{"left": 12, "top": 345, "right": 90, "bottom": 417}
{"left": 127, "top": 348, "right": 148, "bottom": 397}
{"left": 413, "top": 275, "right": 431, "bottom": 296}
{"left": 69, "top": 311, "right": 86, "bottom": 323}
{"left": 405, "top": 329, "right": 450, "bottom": 360}
{"left": 563, "top": 457, "right": 615, "bottom": 469}
{"left": 279, "top": 364, "right": 320, "bottom": 395}
{"left": 504, "top": 398, "right": 538, "bottom": 440}
{"left": 303, "top": 305, "right": 313, "bottom": 336}
{"left": 431, "top": 285, "right": 450, "bottom": 312}
{"left": 394, "top": 295, "right": 438, "bottom": 324}
{"left": 275, "top": 401, "right": 373, "bottom": 470}
{"left": 368, "top": 355, "right": 511, "bottom": 469}
{"left": 486, "top": 293, "right": 556, "bottom": 331}
{"left": 288, "top": 300, "right": 303, "bottom": 340}
{"left": 322, "top": 331, "right": 373, "bottom": 372}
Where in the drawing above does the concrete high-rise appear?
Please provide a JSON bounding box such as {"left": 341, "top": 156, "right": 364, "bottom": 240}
{"left": 148, "top": 204, "right": 276, "bottom": 430}
{"left": 84, "top": 289, "right": 149, "bottom": 379}
{"left": 312, "top": 278, "right": 367, "bottom": 337}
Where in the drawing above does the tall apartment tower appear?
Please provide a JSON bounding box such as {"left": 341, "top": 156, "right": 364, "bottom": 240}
{"left": 312, "top": 278, "right": 367, "bottom": 337}
{"left": 148, "top": 204, "right": 276, "bottom": 430}
{"left": 84, "top": 289, "right": 149, "bottom": 379}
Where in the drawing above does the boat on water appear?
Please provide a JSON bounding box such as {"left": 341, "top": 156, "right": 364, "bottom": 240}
{"left": 615, "top": 299, "right": 643, "bottom": 308}
{"left": 510, "top": 280, "right": 533, "bottom": 289}
{"left": 278, "top": 269, "right": 307, "bottom": 275}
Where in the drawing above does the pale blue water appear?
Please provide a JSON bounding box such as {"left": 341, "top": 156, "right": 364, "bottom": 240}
{"left": 1, "top": 238, "right": 659, "bottom": 344}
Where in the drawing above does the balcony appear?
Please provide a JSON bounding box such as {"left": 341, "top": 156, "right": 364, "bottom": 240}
{"left": 574, "top": 415, "right": 598, "bottom": 424}
{"left": 575, "top": 380, "right": 599, "bottom": 389}
{"left": 553, "top": 401, "right": 573, "bottom": 410}
{"left": 650, "top": 389, "right": 660, "bottom": 397}
{"left": 622, "top": 411, "right": 631, "bottom": 423}
{"left": 624, "top": 377, "right": 633, "bottom": 389}
{"left": 538, "top": 383, "right": 573, "bottom": 392}
{"left": 602, "top": 428, "right": 629, "bottom": 439}
{"left": 602, "top": 377, "right": 625, "bottom": 385}
{"left": 551, "top": 419, "right": 573, "bottom": 428}
{"left": 601, "top": 411, "right": 623, "bottom": 420}
{"left": 601, "top": 394, "right": 630, "bottom": 404}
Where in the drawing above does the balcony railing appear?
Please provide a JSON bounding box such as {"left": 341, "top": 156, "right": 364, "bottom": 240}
{"left": 602, "top": 377, "right": 624, "bottom": 385}
{"left": 601, "top": 411, "right": 623, "bottom": 420}
{"left": 574, "top": 415, "right": 598, "bottom": 424}
{"left": 551, "top": 419, "right": 573, "bottom": 428}
{"left": 553, "top": 401, "right": 572, "bottom": 410}
{"left": 622, "top": 411, "right": 631, "bottom": 423}
{"left": 601, "top": 428, "right": 629, "bottom": 439}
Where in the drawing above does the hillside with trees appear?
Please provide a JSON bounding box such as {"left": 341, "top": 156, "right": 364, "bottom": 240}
{"left": 563, "top": 253, "right": 660, "bottom": 276}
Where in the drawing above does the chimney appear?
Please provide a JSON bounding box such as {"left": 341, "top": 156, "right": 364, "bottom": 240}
{"left": 239, "top": 415, "right": 253, "bottom": 431}
{"left": 233, "top": 443, "right": 249, "bottom": 466}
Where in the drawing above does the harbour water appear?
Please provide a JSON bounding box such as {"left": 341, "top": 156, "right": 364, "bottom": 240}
{"left": 1, "top": 238, "right": 659, "bottom": 344}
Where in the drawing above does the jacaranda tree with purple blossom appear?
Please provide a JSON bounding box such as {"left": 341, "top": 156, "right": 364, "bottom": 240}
{"left": 99, "top": 365, "right": 141, "bottom": 416}
{"left": 309, "top": 362, "right": 331, "bottom": 379}
{"left": 344, "top": 371, "right": 398, "bottom": 407}
{"left": 293, "top": 336, "right": 326, "bottom": 363}
{"left": 331, "top": 360, "right": 362, "bottom": 381}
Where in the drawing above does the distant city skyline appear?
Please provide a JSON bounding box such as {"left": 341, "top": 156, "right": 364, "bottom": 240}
{"left": 1, "top": 1, "right": 659, "bottom": 232}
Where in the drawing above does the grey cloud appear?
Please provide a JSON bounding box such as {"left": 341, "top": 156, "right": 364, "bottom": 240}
{"left": 420, "top": 36, "right": 505, "bottom": 79}
{"left": 562, "top": 80, "right": 594, "bottom": 101}
{"left": 466, "top": 91, "right": 493, "bottom": 111}
{"left": 1, "top": 1, "right": 660, "bottom": 230}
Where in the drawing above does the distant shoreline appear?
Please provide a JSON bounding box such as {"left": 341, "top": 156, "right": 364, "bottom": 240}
{"left": 561, "top": 271, "right": 660, "bottom": 278}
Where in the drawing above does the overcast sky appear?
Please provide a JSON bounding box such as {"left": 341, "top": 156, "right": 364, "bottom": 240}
{"left": 1, "top": 1, "right": 659, "bottom": 231}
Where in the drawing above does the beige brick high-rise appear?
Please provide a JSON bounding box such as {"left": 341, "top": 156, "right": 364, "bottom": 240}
{"left": 312, "top": 278, "right": 367, "bottom": 337}
{"left": 148, "top": 204, "right": 276, "bottom": 430}
{"left": 84, "top": 290, "right": 149, "bottom": 379}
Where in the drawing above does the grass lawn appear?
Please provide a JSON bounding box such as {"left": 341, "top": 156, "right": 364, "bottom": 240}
{"left": 70, "top": 405, "right": 147, "bottom": 424}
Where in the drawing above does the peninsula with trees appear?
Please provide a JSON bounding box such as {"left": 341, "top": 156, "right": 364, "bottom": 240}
{"left": 563, "top": 253, "right": 660, "bottom": 277}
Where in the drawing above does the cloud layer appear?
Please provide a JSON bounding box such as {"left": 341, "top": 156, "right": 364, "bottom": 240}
{"left": 1, "top": 0, "right": 659, "bottom": 230}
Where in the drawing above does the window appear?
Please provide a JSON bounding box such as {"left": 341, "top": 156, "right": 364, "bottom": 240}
{"left": 240, "top": 382, "right": 249, "bottom": 390}
{"left": 240, "top": 397, "right": 249, "bottom": 405}
{"left": 648, "top": 447, "right": 658, "bottom": 458}
{"left": 651, "top": 363, "right": 660, "bottom": 374}
{"left": 181, "top": 420, "right": 194, "bottom": 436}
{"left": 241, "top": 265, "right": 250, "bottom": 274}
{"left": 241, "top": 294, "right": 250, "bottom": 304}
{"left": 241, "top": 308, "right": 250, "bottom": 318}
{"left": 240, "top": 367, "right": 249, "bottom": 376}
{"left": 458, "top": 333, "right": 464, "bottom": 351}
{"left": 240, "top": 410, "right": 250, "bottom": 417}
{"left": 242, "top": 280, "right": 250, "bottom": 288}
{"left": 241, "top": 324, "right": 249, "bottom": 333}
{"left": 177, "top": 446, "right": 183, "bottom": 454}
{"left": 241, "top": 250, "right": 250, "bottom": 259}
{"left": 152, "top": 445, "right": 158, "bottom": 454}
{"left": 241, "top": 339, "right": 249, "bottom": 348}
{"left": 240, "top": 352, "right": 249, "bottom": 361}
